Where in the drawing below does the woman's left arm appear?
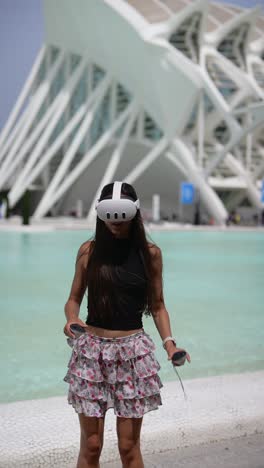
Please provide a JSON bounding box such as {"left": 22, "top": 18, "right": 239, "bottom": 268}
{"left": 150, "top": 245, "right": 191, "bottom": 365}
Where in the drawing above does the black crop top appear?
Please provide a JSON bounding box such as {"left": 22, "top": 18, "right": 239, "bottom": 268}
{"left": 85, "top": 238, "right": 147, "bottom": 330}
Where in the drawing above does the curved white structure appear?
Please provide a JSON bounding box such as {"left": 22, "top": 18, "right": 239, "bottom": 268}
{"left": 0, "top": 0, "right": 263, "bottom": 225}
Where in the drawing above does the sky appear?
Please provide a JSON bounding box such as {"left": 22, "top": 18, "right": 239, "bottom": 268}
{"left": 0, "top": 0, "right": 263, "bottom": 131}
{"left": 0, "top": 0, "right": 44, "bottom": 131}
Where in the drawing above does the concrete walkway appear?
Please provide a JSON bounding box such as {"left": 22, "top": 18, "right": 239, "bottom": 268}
{"left": 0, "top": 371, "right": 264, "bottom": 467}
{"left": 103, "top": 433, "right": 264, "bottom": 468}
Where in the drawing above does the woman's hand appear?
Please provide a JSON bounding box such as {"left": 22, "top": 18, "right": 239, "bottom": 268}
{"left": 165, "top": 342, "right": 191, "bottom": 366}
{"left": 63, "top": 318, "right": 88, "bottom": 338}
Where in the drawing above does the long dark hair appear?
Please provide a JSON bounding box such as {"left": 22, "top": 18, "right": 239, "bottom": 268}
{"left": 85, "top": 182, "right": 156, "bottom": 322}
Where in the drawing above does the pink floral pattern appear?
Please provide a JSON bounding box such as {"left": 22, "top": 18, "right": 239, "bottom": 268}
{"left": 63, "top": 330, "right": 163, "bottom": 418}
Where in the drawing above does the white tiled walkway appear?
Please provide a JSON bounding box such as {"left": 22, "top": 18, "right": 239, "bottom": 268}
{"left": 1, "top": 371, "right": 264, "bottom": 467}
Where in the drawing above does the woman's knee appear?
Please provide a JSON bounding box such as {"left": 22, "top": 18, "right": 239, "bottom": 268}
{"left": 78, "top": 415, "right": 105, "bottom": 460}
{"left": 118, "top": 438, "right": 140, "bottom": 459}
{"left": 116, "top": 416, "right": 143, "bottom": 460}
{"left": 80, "top": 432, "right": 103, "bottom": 458}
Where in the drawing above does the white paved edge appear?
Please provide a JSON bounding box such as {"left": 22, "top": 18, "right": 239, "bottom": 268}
{"left": 0, "top": 370, "right": 264, "bottom": 467}
{"left": 0, "top": 217, "right": 264, "bottom": 232}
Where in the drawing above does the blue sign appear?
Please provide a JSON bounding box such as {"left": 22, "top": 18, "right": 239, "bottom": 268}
{"left": 262, "top": 180, "right": 264, "bottom": 203}
{"left": 180, "top": 182, "right": 195, "bottom": 205}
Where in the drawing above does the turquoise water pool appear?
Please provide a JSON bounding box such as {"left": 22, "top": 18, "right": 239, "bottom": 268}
{"left": 1, "top": 230, "right": 264, "bottom": 403}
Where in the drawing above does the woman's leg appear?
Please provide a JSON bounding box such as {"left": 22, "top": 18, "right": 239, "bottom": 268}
{"left": 116, "top": 417, "right": 144, "bottom": 468}
{"left": 77, "top": 414, "right": 106, "bottom": 468}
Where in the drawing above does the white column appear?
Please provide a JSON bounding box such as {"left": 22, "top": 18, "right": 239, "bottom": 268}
{"left": 11, "top": 60, "right": 87, "bottom": 190}
{"left": 205, "top": 102, "right": 264, "bottom": 178}
{"left": 1, "top": 95, "right": 64, "bottom": 189}
{"left": 41, "top": 46, "right": 52, "bottom": 189}
{"left": 172, "top": 138, "right": 228, "bottom": 225}
{"left": 76, "top": 199, "right": 83, "bottom": 218}
{"left": 124, "top": 137, "right": 168, "bottom": 185}
{"left": 0, "top": 106, "right": 31, "bottom": 165}
{"left": 253, "top": 145, "right": 264, "bottom": 181}
{"left": 197, "top": 90, "right": 204, "bottom": 168}
{"left": 45, "top": 102, "right": 134, "bottom": 215}
{"left": 152, "top": 194, "right": 160, "bottom": 222}
{"left": 245, "top": 107, "right": 252, "bottom": 171}
{"left": 110, "top": 79, "right": 117, "bottom": 125}
{"left": 8, "top": 103, "right": 87, "bottom": 208}
{"left": 0, "top": 52, "right": 65, "bottom": 188}
{"left": 225, "top": 152, "right": 262, "bottom": 209}
{"left": 136, "top": 109, "right": 144, "bottom": 141}
{"left": 62, "top": 54, "right": 74, "bottom": 156}
{"left": 84, "top": 62, "right": 93, "bottom": 152}
{"left": 0, "top": 46, "right": 46, "bottom": 149}
{"left": 33, "top": 75, "right": 112, "bottom": 218}
{"left": 0, "top": 90, "right": 50, "bottom": 188}
{"left": 86, "top": 102, "right": 138, "bottom": 223}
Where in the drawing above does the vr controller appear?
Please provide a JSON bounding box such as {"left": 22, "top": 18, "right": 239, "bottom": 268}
{"left": 69, "top": 323, "right": 87, "bottom": 338}
{"left": 172, "top": 350, "right": 186, "bottom": 366}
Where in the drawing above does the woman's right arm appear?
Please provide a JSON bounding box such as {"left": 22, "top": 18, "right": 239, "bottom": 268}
{"left": 63, "top": 241, "right": 91, "bottom": 337}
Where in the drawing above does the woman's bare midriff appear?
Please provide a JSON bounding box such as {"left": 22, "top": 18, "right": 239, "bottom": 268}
{"left": 84, "top": 324, "right": 143, "bottom": 338}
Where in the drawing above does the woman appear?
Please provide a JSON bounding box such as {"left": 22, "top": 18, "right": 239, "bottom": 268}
{"left": 63, "top": 181, "right": 191, "bottom": 468}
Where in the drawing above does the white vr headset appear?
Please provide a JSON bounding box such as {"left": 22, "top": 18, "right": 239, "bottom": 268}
{"left": 95, "top": 181, "right": 140, "bottom": 222}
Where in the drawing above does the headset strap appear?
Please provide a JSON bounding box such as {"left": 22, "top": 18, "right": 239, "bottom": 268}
{"left": 112, "top": 181, "right": 122, "bottom": 200}
{"left": 96, "top": 181, "right": 140, "bottom": 211}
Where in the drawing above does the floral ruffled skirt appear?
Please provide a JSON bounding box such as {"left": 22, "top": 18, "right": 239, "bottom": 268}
{"left": 63, "top": 329, "right": 163, "bottom": 418}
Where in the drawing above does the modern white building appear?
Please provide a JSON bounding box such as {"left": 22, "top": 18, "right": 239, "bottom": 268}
{"left": 0, "top": 0, "right": 263, "bottom": 225}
